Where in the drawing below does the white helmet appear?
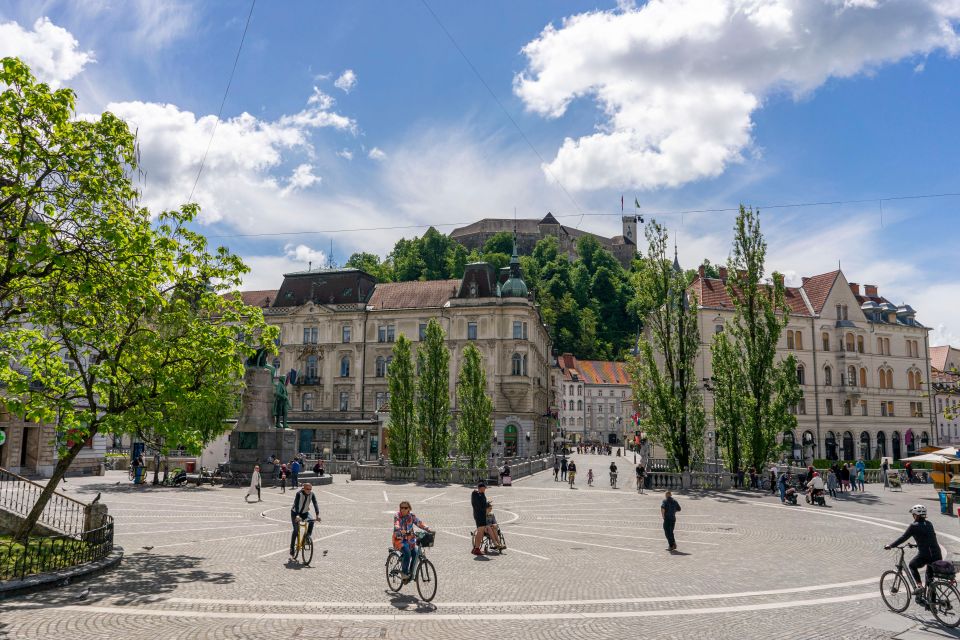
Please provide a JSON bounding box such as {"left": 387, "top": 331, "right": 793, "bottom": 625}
{"left": 909, "top": 504, "right": 927, "bottom": 517}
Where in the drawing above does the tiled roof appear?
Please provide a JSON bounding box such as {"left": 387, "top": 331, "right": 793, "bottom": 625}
{"left": 932, "top": 368, "right": 960, "bottom": 383}
{"left": 222, "top": 289, "right": 278, "bottom": 308}
{"left": 931, "top": 346, "right": 951, "bottom": 372}
{"left": 689, "top": 277, "right": 813, "bottom": 317}
{"left": 367, "top": 280, "right": 460, "bottom": 310}
{"left": 799, "top": 270, "right": 839, "bottom": 314}
{"left": 557, "top": 353, "right": 631, "bottom": 385}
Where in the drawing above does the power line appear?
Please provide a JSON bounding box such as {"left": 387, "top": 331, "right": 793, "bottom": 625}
{"left": 417, "top": 0, "right": 586, "bottom": 224}
{"left": 187, "top": 0, "right": 256, "bottom": 205}
{"left": 204, "top": 189, "right": 960, "bottom": 239}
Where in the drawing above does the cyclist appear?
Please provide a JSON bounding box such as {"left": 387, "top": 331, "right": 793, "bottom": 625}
{"left": 885, "top": 504, "right": 942, "bottom": 602}
{"left": 636, "top": 464, "right": 645, "bottom": 494}
{"left": 289, "top": 482, "right": 320, "bottom": 561}
{"left": 610, "top": 461, "right": 618, "bottom": 488}
{"left": 393, "top": 501, "right": 432, "bottom": 581}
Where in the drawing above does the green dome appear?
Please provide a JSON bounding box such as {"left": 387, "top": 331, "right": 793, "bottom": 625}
{"left": 500, "top": 275, "right": 528, "bottom": 298}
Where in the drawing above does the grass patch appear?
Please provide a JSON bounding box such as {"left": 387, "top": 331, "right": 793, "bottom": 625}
{"left": 0, "top": 533, "right": 92, "bottom": 580}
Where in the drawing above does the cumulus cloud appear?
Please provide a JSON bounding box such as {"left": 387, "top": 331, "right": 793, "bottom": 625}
{"left": 0, "top": 17, "right": 94, "bottom": 86}
{"left": 334, "top": 69, "right": 357, "bottom": 93}
{"left": 337, "top": 148, "right": 354, "bottom": 160}
{"left": 515, "top": 0, "right": 960, "bottom": 191}
{"left": 99, "top": 90, "right": 355, "bottom": 222}
{"left": 368, "top": 146, "right": 386, "bottom": 160}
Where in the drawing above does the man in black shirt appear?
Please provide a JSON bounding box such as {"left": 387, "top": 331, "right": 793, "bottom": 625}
{"left": 661, "top": 490, "right": 681, "bottom": 551}
{"left": 886, "top": 504, "right": 942, "bottom": 591}
{"left": 289, "top": 483, "right": 320, "bottom": 561}
{"left": 471, "top": 481, "right": 489, "bottom": 556}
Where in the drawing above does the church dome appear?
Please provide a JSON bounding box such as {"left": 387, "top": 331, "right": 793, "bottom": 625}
{"left": 500, "top": 236, "right": 528, "bottom": 298}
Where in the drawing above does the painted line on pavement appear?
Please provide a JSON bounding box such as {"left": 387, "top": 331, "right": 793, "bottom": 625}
{"left": 319, "top": 489, "right": 355, "bottom": 502}
{"left": 506, "top": 531, "right": 654, "bottom": 554}
{"left": 522, "top": 521, "right": 738, "bottom": 535}
{"left": 383, "top": 490, "right": 389, "bottom": 503}
{"left": 256, "top": 529, "right": 353, "bottom": 559}
{"left": 58, "top": 591, "right": 878, "bottom": 621}
{"left": 420, "top": 491, "right": 447, "bottom": 503}
{"left": 442, "top": 529, "right": 550, "bottom": 561}
{"left": 116, "top": 523, "right": 282, "bottom": 537}
{"left": 510, "top": 525, "right": 720, "bottom": 546}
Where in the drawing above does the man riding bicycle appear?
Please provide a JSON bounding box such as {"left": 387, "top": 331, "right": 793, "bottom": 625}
{"left": 610, "top": 461, "right": 618, "bottom": 487}
{"left": 885, "top": 504, "right": 942, "bottom": 600}
{"left": 290, "top": 482, "right": 320, "bottom": 561}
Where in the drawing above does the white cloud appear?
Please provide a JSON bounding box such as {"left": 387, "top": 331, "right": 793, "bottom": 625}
{"left": 280, "top": 163, "right": 320, "bottom": 197}
{"left": 915, "top": 61, "right": 927, "bottom": 73}
{"left": 334, "top": 69, "right": 357, "bottom": 93}
{"left": 515, "top": 0, "right": 960, "bottom": 191}
{"left": 337, "top": 148, "right": 354, "bottom": 160}
{"left": 0, "top": 17, "right": 94, "bottom": 86}
{"left": 284, "top": 243, "right": 327, "bottom": 266}
{"left": 128, "top": 0, "right": 193, "bottom": 50}
{"left": 99, "top": 90, "right": 355, "bottom": 222}
{"left": 368, "top": 146, "right": 386, "bottom": 160}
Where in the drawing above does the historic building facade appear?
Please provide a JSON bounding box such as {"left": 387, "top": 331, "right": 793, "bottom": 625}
{"left": 554, "top": 353, "right": 634, "bottom": 447}
{"left": 931, "top": 346, "right": 960, "bottom": 444}
{"left": 450, "top": 212, "right": 638, "bottom": 268}
{"left": 690, "top": 267, "right": 936, "bottom": 464}
{"left": 242, "top": 250, "right": 552, "bottom": 461}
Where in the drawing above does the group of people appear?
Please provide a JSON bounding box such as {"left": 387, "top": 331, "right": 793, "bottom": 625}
{"left": 552, "top": 457, "right": 578, "bottom": 486}
{"left": 266, "top": 454, "right": 327, "bottom": 492}
{"left": 574, "top": 444, "right": 620, "bottom": 456}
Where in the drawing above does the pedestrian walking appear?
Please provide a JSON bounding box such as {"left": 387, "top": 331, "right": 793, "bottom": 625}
{"left": 661, "top": 490, "right": 681, "bottom": 551}
{"left": 770, "top": 465, "right": 778, "bottom": 495}
{"left": 857, "top": 466, "right": 865, "bottom": 492}
{"left": 636, "top": 464, "right": 645, "bottom": 494}
{"left": 735, "top": 467, "right": 744, "bottom": 489}
{"left": 826, "top": 468, "right": 838, "bottom": 498}
{"left": 246, "top": 465, "right": 262, "bottom": 502}
{"left": 777, "top": 472, "right": 787, "bottom": 503}
{"left": 290, "top": 458, "right": 301, "bottom": 488}
{"left": 840, "top": 464, "right": 850, "bottom": 492}
{"left": 882, "top": 459, "right": 890, "bottom": 488}
{"left": 279, "top": 464, "right": 287, "bottom": 493}
{"left": 553, "top": 459, "right": 560, "bottom": 482}
{"left": 568, "top": 460, "right": 577, "bottom": 488}
{"left": 560, "top": 457, "right": 568, "bottom": 481}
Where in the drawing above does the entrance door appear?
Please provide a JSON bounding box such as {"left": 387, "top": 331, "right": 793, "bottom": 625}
{"left": 298, "top": 429, "right": 314, "bottom": 454}
{"left": 842, "top": 431, "right": 854, "bottom": 461}
{"left": 504, "top": 425, "right": 518, "bottom": 457}
{"left": 892, "top": 431, "right": 901, "bottom": 460}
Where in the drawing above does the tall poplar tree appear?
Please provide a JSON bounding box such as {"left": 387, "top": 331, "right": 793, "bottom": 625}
{"left": 456, "top": 343, "right": 493, "bottom": 468}
{"left": 628, "top": 221, "right": 705, "bottom": 471}
{"left": 386, "top": 335, "right": 417, "bottom": 466}
{"left": 417, "top": 318, "right": 451, "bottom": 468}
{"left": 711, "top": 206, "right": 801, "bottom": 471}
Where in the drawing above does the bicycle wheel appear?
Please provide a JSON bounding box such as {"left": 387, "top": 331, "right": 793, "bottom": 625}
{"left": 930, "top": 581, "right": 960, "bottom": 627}
{"left": 416, "top": 557, "right": 437, "bottom": 602}
{"left": 300, "top": 536, "right": 314, "bottom": 565}
{"left": 385, "top": 553, "right": 403, "bottom": 592}
{"left": 879, "top": 570, "right": 911, "bottom": 613}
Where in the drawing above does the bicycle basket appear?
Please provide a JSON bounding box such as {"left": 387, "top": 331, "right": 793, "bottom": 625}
{"left": 417, "top": 531, "right": 435, "bottom": 547}
{"left": 932, "top": 560, "right": 957, "bottom": 577}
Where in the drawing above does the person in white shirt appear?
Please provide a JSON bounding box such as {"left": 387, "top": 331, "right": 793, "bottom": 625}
{"left": 246, "top": 465, "right": 262, "bottom": 503}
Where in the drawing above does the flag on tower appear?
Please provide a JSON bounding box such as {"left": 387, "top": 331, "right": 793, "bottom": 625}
{"left": 634, "top": 197, "right": 641, "bottom": 210}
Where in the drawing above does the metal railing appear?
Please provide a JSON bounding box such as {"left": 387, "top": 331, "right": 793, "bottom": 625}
{"left": 0, "top": 517, "right": 114, "bottom": 581}
{"left": 0, "top": 467, "right": 88, "bottom": 536}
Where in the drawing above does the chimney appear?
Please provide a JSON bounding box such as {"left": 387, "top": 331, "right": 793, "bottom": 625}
{"left": 698, "top": 264, "right": 705, "bottom": 278}
{"left": 864, "top": 284, "right": 878, "bottom": 297}
{"left": 718, "top": 266, "right": 728, "bottom": 280}
{"left": 849, "top": 282, "right": 860, "bottom": 296}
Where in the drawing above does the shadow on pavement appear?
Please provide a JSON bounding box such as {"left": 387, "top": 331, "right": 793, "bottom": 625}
{"left": 387, "top": 592, "right": 436, "bottom": 613}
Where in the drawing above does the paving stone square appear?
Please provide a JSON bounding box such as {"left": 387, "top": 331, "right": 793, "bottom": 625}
{"left": 3, "top": 455, "right": 960, "bottom": 639}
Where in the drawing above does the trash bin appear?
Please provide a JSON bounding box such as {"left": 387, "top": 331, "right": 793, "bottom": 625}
{"left": 939, "top": 491, "right": 953, "bottom": 515}
{"left": 134, "top": 467, "right": 144, "bottom": 484}
{"left": 185, "top": 461, "right": 196, "bottom": 473}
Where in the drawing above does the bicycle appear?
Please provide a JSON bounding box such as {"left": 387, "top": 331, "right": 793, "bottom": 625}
{"left": 610, "top": 472, "right": 618, "bottom": 489}
{"left": 880, "top": 543, "right": 960, "bottom": 627}
{"left": 291, "top": 516, "right": 314, "bottom": 565}
{"left": 385, "top": 531, "right": 437, "bottom": 602}
{"left": 636, "top": 474, "right": 645, "bottom": 494}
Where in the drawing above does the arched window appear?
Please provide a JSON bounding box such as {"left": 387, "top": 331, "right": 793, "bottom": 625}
{"left": 886, "top": 369, "right": 894, "bottom": 389}
{"left": 822, "top": 332, "right": 830, "bottom": 351}
{"left": 796, "top": 365, "right": 805, "bottom": 385}
{"left": 843, "top": 431, "right": 854, "bottom": 461}
{"left": 578, "top": 387, "right": 582, "bottom": 396}
{"left": 848, "top": 366, "right": 857, "bottom": 386}
{"left": 857, "top": 335, "right": 865, "bottom": 353}
{"left": 561, "top": 417, "right": 566, "bottom": 426}
{"left": 921, "top": 432, "right": 930, "bottom": 447}
{"left": 567, "top": 400, "right": 573, "bottom": 410}
{"left": 568, "top": 384, "right": 573, "bottom": 395}
{"left": 878, "top": 368, "right": 887, "bottom": 389}
{"left": 877, "top": 336, "right": 883, "bottom": 354}
{"left": 782, "top": 431, "right": 795, "bottom": 459}
{"left": 577, "top": 400, "right": 583, "bottom": 411}
{"left": 511, "top": 353, "right": 522, "bottom": 376}
{"left": 859, "top": 431, "right": 870, "bottom": 460}
{"left": 859, "top": 368, "right": 867, "bottom": 388}
{"left": 824, "top": 365, "right": 832, "bottom": 386}
{"left": 577, "top": 417, "right": 583, "bottom": 426}
{"left": 795, "top": 331, "right": 803, "bottom": 350}
{"left": 302, "top": 392, "right": 314, "bottom": 411}
{"left": 375, "top": 356, "right": 386, "bottom": 378}
{"left": 786, "top": 330, "right": 795, "bottom": 350}
{"left": 825, "top": 431, "right": 838, "bottom": 461}
{"left": 905, "top": 429, "right": 915, "bottom": 456}
{"left": 340, "top": 356, "right": 350, "bottom": 377}
{"left": 845, "top": 333, "right": 855, "bottom": 352}
{"left": 876, "top": 431, "right": 887, "bottom": 458}
{"left": 891, "top": 431, "right": 901, "bottom": 460}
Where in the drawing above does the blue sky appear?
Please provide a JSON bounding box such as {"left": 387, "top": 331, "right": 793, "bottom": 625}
{"left": 1, "top": 0, "right": 958, "bottom": 346}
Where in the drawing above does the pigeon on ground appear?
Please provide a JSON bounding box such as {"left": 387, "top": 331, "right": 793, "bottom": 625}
{"left": 322, "top": 550, "right": 328, "bottom": 556}
{"left": 76, "top": 588, "right": 90, "bottom": 600}
{"left": 115, "top": 481, "right": 120, "bottom": 485}
{"left": 142, "top": 546, "right": 154, "bottom": 551}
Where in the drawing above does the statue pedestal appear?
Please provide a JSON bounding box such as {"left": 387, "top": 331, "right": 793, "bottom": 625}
{"left": 229, "top": 367, "right": 297, "bottom": 474}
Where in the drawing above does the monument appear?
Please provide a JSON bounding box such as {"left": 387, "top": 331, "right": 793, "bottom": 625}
{"left": 228, "top": 348, "right": 297, "bottom": 474}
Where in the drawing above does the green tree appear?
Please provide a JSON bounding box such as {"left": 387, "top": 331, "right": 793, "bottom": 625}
{"left": 628, "top": 220, "right": 705, "bottom": 471}
{"left": 417, "top": 319, "right": 451, "bottom": 467}
{"left": 455, "top": 343, "right": 493, "bottom": 468}
{"left": 483, "top": 231, "right": 515, "bottom": 255}
{"left": 710, "top": 329, "right": 746, "bottom": 471}
{"left": 386, "top": 335, "right": 418, "bottom": 466}
{"left": 345, "top": 252, "right": 394, "bottom": 282}
{"left": 711, "top": 206, "right": 800, "bottom": 471}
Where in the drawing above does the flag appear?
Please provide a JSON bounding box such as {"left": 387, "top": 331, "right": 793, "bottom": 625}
{"left": 621, "top": 195, "right": 624, "bottom": 211}
{"left": 634, "top": 197, "right": 641, "bottom": 210}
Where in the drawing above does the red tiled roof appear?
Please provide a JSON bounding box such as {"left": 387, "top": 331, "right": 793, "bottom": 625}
{"left": 367, "top": 280, "right": 460, "bottom": 310}
{"left": 931, "top": 346, "right": 951, "bottom": 372}
{"left": 799, "top": 270, "right": 839, "bottom": 314}
{"left": 557, "top": 353, "right": 631, "bottom": 385}
{"left": 689, "top": 277, "right": 813, "bottom": 317}
{"left": 222, "top": 289, "right": 278, "bottom": 308}
{"left": 932, "top": 367, "right": 960, "bottom": 384}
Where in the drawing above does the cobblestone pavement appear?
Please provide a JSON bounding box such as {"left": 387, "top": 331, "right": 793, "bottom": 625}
{"left": 3, "top": 455, "right": 960, "bottom": 639}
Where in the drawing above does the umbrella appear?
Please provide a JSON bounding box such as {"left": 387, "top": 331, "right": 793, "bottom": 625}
{"left": 934, "top": 447, "right": 960, "bottom": 457}
{"left": 900, "top": 453, "right": 958, "bottom": 463}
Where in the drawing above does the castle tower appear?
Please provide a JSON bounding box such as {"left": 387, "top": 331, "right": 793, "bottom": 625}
{"left": 622, "top": 215, "right": 638, "bottom": 245}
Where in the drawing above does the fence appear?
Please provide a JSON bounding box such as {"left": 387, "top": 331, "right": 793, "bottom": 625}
{"left": 349, "top": 455, "right": 555, "bottom": 485}
{"left": 0, "top": 467, "right": 88, "bottom": 536}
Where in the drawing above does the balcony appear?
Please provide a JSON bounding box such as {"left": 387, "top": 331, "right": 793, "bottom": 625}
{"left": 295, "top": 377, "right": 321, "bottom": 386}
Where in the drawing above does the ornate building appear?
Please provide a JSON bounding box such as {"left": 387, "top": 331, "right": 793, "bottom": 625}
{"left": 238, "top": 246, "right": 552, "bottom": 461}
{"left": 554, "top": 354, "right": 635, "bottom": 447}
{"left": 931, "top": 346, "right": 960, "bottom": 444}
{"left": 690, "top": 267, "right": 936, "bottom": 464}
{"left": 450, "top": 212, "right": 638, "bottom": 268}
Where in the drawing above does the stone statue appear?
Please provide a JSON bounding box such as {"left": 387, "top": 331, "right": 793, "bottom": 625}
{"left": 272, "top": 376, "right": 289, "bottom": 429}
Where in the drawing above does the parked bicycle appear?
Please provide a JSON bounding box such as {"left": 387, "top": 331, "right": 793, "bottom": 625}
{"left": 880, "top": 543, "right": 960, "bottom": 627}
{"left": 385, "top": 531, "right": 437, "bottom": 602}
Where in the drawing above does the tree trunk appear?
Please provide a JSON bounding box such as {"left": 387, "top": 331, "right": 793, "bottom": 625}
{"left": 13, "top": 440, "right": 86, "bottom": 542}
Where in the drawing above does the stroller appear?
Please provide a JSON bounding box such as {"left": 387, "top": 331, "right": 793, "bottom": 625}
{"left": 171, "top": 467, "right": 188, "bottom": 487}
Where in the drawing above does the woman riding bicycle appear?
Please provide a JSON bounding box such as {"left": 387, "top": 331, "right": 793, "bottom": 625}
{"left": 885, "top": 504, "right": 942, "bottom": 599}
{"left": 393, "top": 501, "right": 433, "bottom": 582}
